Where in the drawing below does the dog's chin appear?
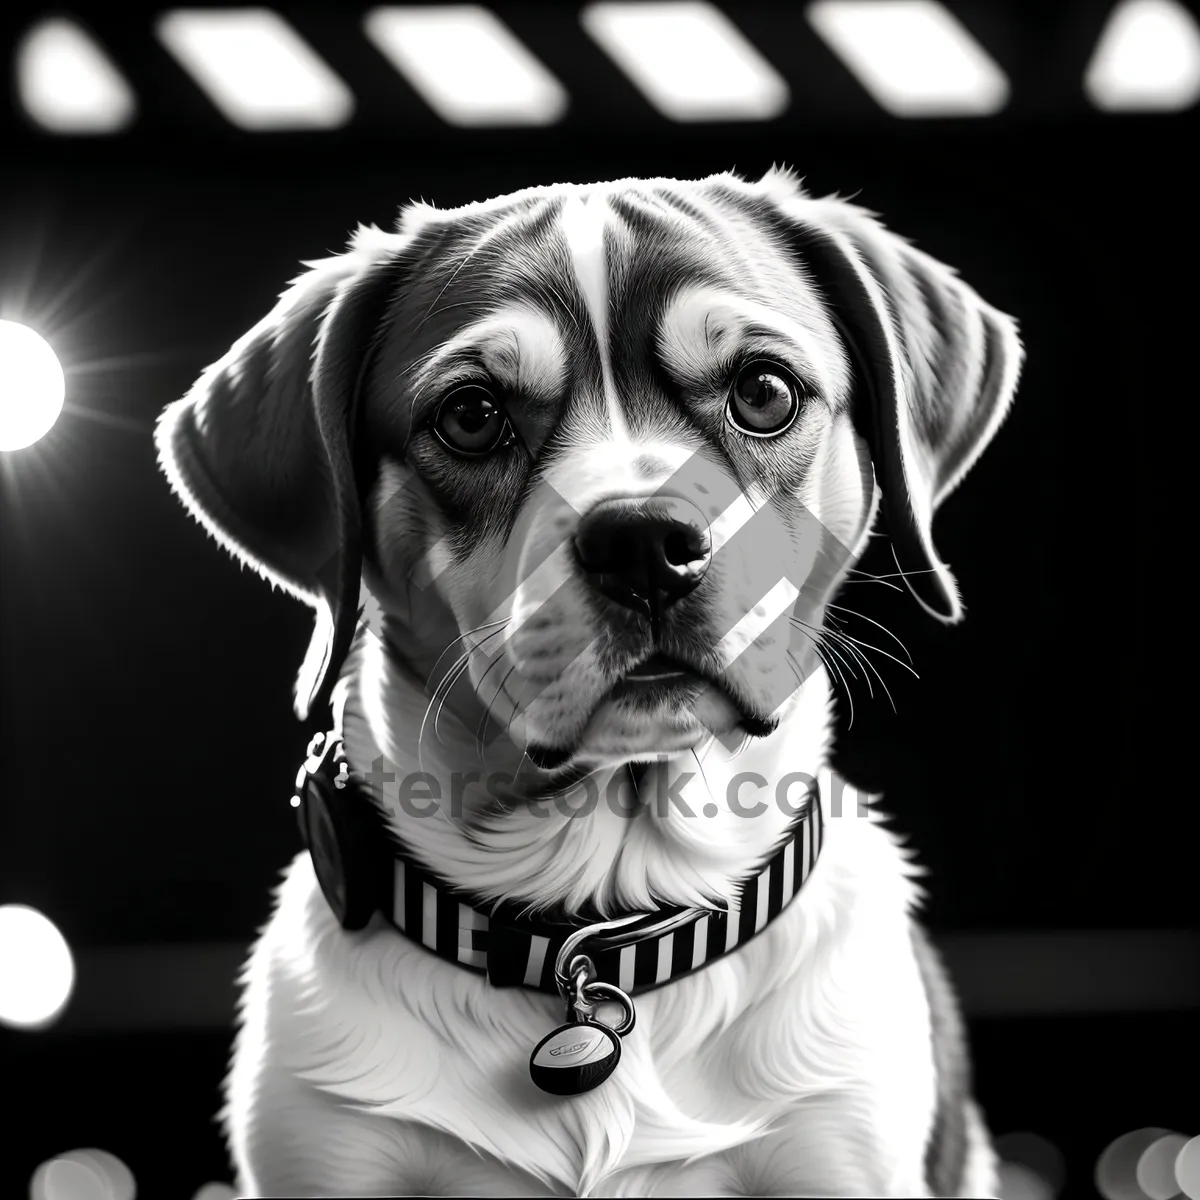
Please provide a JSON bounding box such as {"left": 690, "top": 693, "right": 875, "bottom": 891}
{"left": 526, "top": 673, "right": 774, "bottom": 772}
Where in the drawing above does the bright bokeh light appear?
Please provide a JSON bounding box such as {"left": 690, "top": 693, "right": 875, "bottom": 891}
{"left": 1177, "top": 1134, "right": 1200, "bottom": 1200}
{"left": 996, "top": 1131, "right": 1067, "bottom": 1198}
{"left": 806, "top": 0, "right": 1010, "bottom": 116}
{"left": 1138, "top": 1132, "right": 1191, "bottom": 1200}
{"left": 29, "top": 1149, "right": 137, "bottom": 1200}
{"left": 365, "top": 6, "right": 568, "bottom": 127}
{"left": 1085, "top": 0, "right": 1200, "bottom": 112}
{"left": 28, "top": 1149, "right": 138, "bottom": 1199}
{"left": 1096, "top": 1127, "right": 1177, "bottom": 1200}
{"left": 156, "top": 9, "right": 354, "bottom": 130}
{"left": 580, "top": 1, "right": 789, "bottom": 122}
{"left": 997, "top": 1160, "right": 1056, "bottom": 1200}
{"left": 0, "top": 904, "right": 75, "bottom": 1028}
{"left": 192, "top": 1184, "right": 238, "bottom": 1200}
{"left": 16, "top": 17, "right": 137, "bottom": 134}
{"left": 30, "top": 1157, "right": 110, "bottom": 1200}
{"left": 0, "top": 320, "right": 66, "bottom": 451}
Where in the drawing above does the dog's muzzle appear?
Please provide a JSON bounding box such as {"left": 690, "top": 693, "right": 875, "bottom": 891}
{"left": 573, "top": 494, "right": 711, "bottom": 624}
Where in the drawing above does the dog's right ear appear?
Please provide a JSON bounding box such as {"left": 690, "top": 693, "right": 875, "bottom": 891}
{"left": 155, "top": 225, "right": 408, "bottom": 721}
{"left": 753, "top": 168, "right": 1023, "bottom": 624}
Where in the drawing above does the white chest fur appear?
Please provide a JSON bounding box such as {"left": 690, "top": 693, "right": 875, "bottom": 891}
{"left": 225, "top": 718, "right": 939, "bottom": 1196}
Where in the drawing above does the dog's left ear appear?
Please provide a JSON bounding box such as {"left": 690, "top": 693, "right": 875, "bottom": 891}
{"left": 764, "top": 179, "right": 1024, "bottom": 621}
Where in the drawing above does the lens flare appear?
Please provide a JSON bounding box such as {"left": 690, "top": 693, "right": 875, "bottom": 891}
{"left": 0, "top": 320, "right": 66, "bottom": 450}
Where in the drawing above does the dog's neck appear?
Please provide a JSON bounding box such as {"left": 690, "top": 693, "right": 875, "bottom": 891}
{"left": 337, "top": 624, "right": 834, "bottom": 919}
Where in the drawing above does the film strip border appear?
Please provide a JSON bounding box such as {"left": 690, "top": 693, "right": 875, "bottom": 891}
{"left": 11, "top": 0, "right": 1200, "bottom": 137}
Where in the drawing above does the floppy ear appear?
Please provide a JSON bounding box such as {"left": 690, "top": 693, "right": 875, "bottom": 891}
{"left": 155, "top": 225, "right": 408, "bottom": 719}
{"left": 768, "top": 183, "right": 1024, "bottom": 621}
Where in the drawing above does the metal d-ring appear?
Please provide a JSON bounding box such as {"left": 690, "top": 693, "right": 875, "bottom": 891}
{"left": 552, "top": 912, "right": 650, "bottom": 994}
{"left": 579, "top": 981, "right": 636, "bottom": 1037}
{"left": 565, "top": 955, "right": 596, "bottom": 1021}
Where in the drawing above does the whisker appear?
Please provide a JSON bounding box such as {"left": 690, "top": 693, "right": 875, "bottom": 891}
{"left": 821, "top": 636, "right": 864, "bottom": 713}
{"left": 789, "top": 624, "right": 855, "bottom": 729}
{"left": 840, "top": 576, "right": 903, "bottom": 593}
{"left": 432, "top": 625, "right": 507, "bottom": 703}
{"left": 821, "top": 635, "right": 868, "bottom": 696}
{"left": 803, "top": 612, "right": 907, "bottom": 684}
{"left": 790, "top": 614, "right": 857, "bottom": 678}
{"left": 428, "top": 656, "right": 473, "bottom": 745}
{"left": 806, "top": 618, "right": 870, "bottom": 677}
{"left": 628, "top": 764, "right": 642, "bottom": 807}
{"left": 794, "top": 608, "right": 905, "bottom": 717}
{"left": 474, "top": 637, "right": 515, "bottom": 758}
{"left": 433, "top": 657, "right": 478, "bottom": 744}
{"left": 418, "top": 628, "right": 507, "bottom": 769}
{"left": 781, "top": 646, "right": 827, "bottom": 723}
{"left": 690, "top": 747, "right": 713, "bottom": 807}
{"left": 512, "top": 747, "right": 531, "bottom": 787}
{"left": 823, "top": 625, "right": 919, "bottom": 681}
{"left": 826, "top": 602, "right": 914, "bottom": 665}
{"left": 806, "top": 637, "right": 856, "bottom": 729}
{"left": 499, "top": 665, "right": 522, "bottom": 734}
{"left": 819, "top": 625, "right": 897, "bottom": 713}
{"left": 692, "top": 733, "right": 717, "bottom": 766}
{"left": 848, "top": 566, "right": 939, "bottom": 582}
{"left": 826, "top": 647, "right": 859, "bottom": 727}
{"left": 427, "top": 618, "right": 509, "bottom": 678}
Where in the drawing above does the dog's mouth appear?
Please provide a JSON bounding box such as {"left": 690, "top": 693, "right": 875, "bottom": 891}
{"left": 524, "top": 651, "right": 777, "bottom": 772}
{"left": 608, "top": 652, "right": 768, "bottom": 721}
{"left": 607, "top": 653, "right": 694, "bottom": 698}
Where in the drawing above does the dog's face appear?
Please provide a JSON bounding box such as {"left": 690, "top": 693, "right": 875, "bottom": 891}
{"left": 157, "top": 169, "right": 1022, "bottom": 780}
{"left": 362, "top": 182, "right": 868, "bottom": 771}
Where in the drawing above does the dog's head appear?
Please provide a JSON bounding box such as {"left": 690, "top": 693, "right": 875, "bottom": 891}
{"left": 157, "top": 169, "right": 1022, "bottom": 776}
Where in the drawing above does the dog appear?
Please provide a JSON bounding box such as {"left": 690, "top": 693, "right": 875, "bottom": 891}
{"left": 156, "top": 167, "right": 1022, "bottom": 1197}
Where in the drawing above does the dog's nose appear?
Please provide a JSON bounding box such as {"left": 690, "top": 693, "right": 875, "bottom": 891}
{"left": 573, "top": 495, "right": 711, "bottom": 613}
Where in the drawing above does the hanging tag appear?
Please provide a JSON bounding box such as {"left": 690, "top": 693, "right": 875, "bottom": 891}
{"left": 529, "top": 1020, "right": 623, "bottom": 1096}
{"left": 529, "top": 946, "right": 636, "bottom": 1097}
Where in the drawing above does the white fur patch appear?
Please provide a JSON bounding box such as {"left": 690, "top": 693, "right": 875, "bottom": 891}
{"left": 226, "top": 748, "right": 936, "bottom": 1197}
{"left": 411, "top": 305, "right": 568, "bottom": 403}
{"left": 658, "top": 285, "right": 851, "bottom": 404}
{"left": 541, "top": 435, "right": 700, "bottom": 512}
{"left": 558, "top": 193, "right": 632, "bottom": 442}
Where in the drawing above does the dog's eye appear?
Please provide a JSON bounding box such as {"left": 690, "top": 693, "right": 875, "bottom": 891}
{"left": 432, "top": 386, "right": 511, "bottom": 457}
{"left": 727, "top": 361, "right": 801, "bottom": 437}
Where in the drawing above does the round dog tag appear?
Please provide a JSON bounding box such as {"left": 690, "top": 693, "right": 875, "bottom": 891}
{"left": 529, "top": 1022, "right": 622, "bottom": 1096}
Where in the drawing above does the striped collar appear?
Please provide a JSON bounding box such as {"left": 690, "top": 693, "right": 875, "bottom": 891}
{"left": 295, "top": 734, "right": 825, "bottom": 997}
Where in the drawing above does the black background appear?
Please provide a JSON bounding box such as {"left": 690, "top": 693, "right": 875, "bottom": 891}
{"left": 2, "top": 2, "right": 1198, "bottom": 1197}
